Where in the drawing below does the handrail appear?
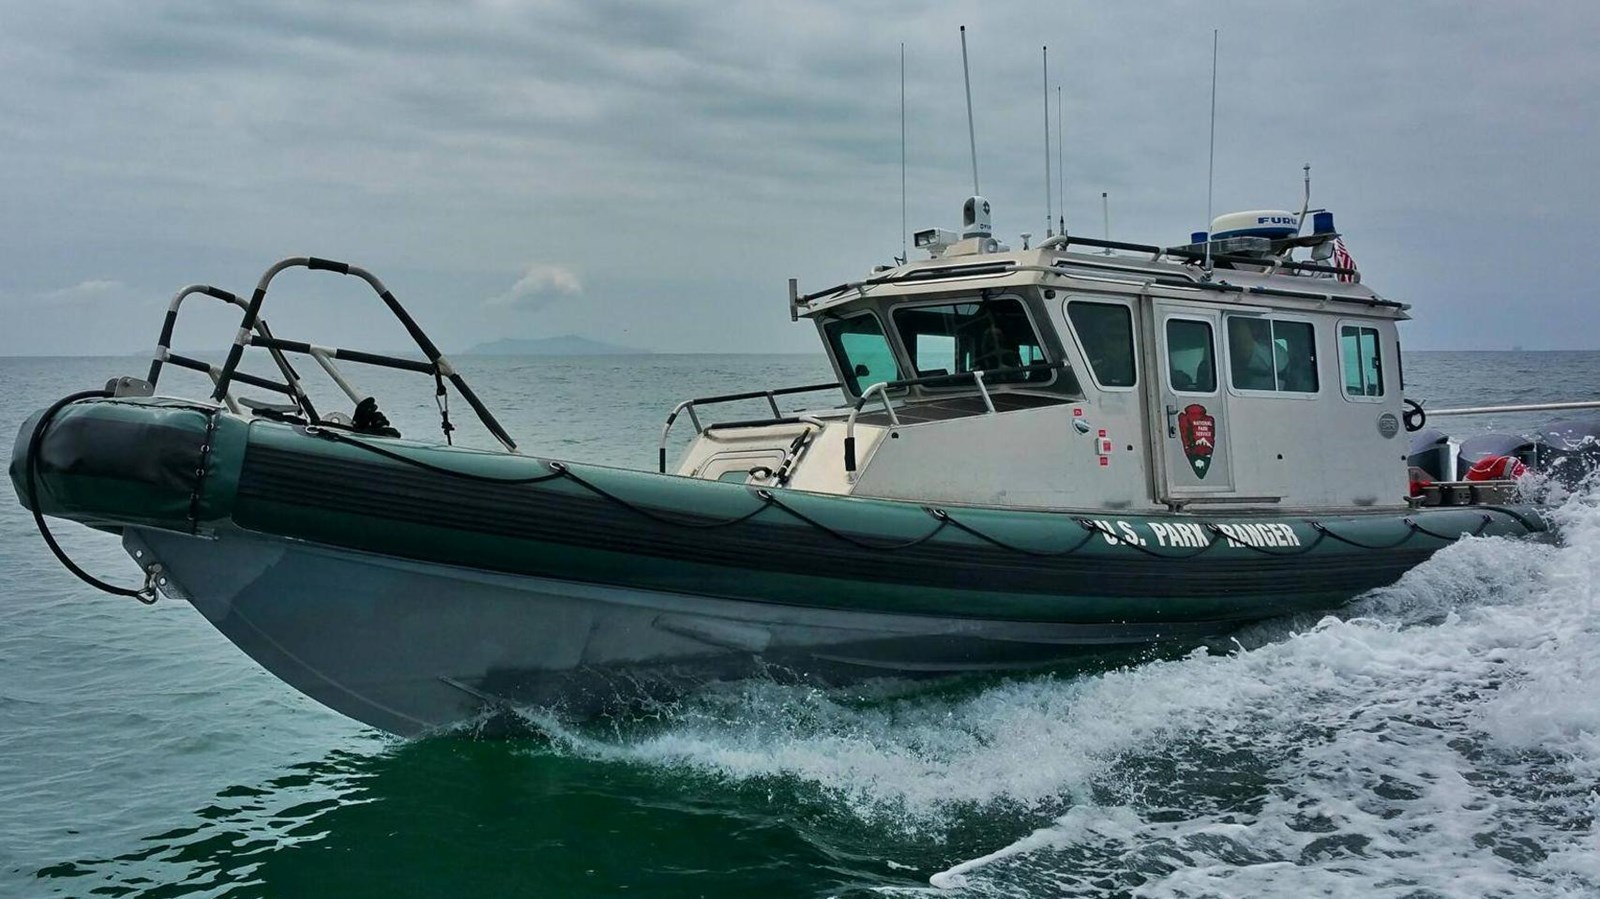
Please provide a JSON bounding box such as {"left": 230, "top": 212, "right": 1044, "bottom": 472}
{"left": 792, "top": 238, "right": 1364, "bottom": 317}
{"left": 1426, "top": 400, "right": 1600, "bottom": 418}
{"left": 1039, "top": 233, "right": 1360, "bottom": 281}
{"left": 202, "top": 257, "right": 517, "bottom": 451}
{"left": 842, "top": 361, "right": 1071, "bottom": 472}
{"left": 796, "top": 260, "right": 1019, "bottom": 306}
{"left": 658, "top": 381, "right": 840, "bottom": 472}
{"left": 145, "top": 284, "right": 302, "bottom": 416}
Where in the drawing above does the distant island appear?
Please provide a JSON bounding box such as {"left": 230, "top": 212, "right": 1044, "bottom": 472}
{"left": 461, "top": 335, "right": 650, "bottom": 356}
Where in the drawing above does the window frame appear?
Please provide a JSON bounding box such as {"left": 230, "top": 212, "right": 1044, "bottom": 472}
{"left": 1160, "top": 313, "right": 1220, "bottom": 396}
{"left": 888, "top": 293, "right": 1057, "bottom": 391}
{"left": 1222, "top": 312, "right": 1322, "bottom": 400}
{"left": 822, "top": 310, "right": 904, "bottom": 398}
{"left": 1336, "top": 320, "right": 1387, "bottom": 403}
{"left": 1062, "top": 296, "right": 1140, "bottom": 393}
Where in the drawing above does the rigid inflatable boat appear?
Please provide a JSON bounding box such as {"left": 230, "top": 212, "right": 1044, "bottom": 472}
{"left": 12, "top": 199, "right": 1586, "bottom": 736}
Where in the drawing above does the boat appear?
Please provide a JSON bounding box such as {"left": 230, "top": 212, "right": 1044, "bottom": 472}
{"left": 12, "top": 197, "right": 1593, "bottom": 737}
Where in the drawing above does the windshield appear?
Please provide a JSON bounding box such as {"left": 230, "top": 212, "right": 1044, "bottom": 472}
{"left": 823, "top": 313, "right": 902, "bottom": 395}
{"left": 892, "top": 297, "right": 1053, "bottom": 385}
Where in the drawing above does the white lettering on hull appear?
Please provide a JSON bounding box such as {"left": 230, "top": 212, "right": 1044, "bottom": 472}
{"left": 1089, "top": 519, "right": 1304, "bottom": 549}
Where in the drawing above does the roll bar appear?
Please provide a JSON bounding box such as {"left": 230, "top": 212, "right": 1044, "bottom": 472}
{"left": 150, "top": 257, "right": 517, "bottom": 451}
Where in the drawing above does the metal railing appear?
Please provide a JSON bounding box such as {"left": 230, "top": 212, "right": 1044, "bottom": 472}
{"left": 658, "top": 382, "right": 841, "bottom": 472}
{"left": 1425, "top": 400, "right": 1600, "bottom": 418}
{"left": 843, "top": 362, "right": 1072, "bottom": 472}
{"left": 145, "top": 256, "right": 518, "bottom": 452}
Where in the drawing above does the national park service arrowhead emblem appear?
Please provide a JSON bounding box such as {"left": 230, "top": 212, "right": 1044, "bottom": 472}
{"left": 1178, "top": 403, "right": 1215, "bottom": 479}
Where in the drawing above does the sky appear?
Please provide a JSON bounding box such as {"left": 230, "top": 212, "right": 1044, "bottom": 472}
{"left": 1, "top": 1, "right": 1597, "bottom": 356}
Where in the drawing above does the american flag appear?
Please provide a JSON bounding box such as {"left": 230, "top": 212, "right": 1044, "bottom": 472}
{"left": 1332, "top": 237, "right": 1358, "bottom": 283}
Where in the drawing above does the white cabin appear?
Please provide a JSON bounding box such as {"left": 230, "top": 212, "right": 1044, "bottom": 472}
{"left": 672, "top": 216, "right": 1409, "bottom": 514}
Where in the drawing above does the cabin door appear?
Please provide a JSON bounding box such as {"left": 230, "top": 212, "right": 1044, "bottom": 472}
{"left": 1148, "top": 302, "right": 1236, "bottom": 502}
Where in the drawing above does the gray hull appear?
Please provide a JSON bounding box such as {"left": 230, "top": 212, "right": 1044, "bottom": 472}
{"left": 126, "top": 527, "right": 1215, "bottom": 736}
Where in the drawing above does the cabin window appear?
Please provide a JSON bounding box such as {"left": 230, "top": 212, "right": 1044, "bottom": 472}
{"left": 823, "top": 313, "right": 902, "bottom": 395}
{"left": 1066, "top": 301, "right": 1136, "bottom": 387}
{"left": 1165, "top": 318, "right": 1216, "bottom": 393}
{"left": 1226, "top": 316, "right": 1318, "bottom": 393}
{"left": 1339, "top": 325, "right": 1385, "bottom": 397}
{"left": 892, "top": 298, "right": 1051, "bottom": 385}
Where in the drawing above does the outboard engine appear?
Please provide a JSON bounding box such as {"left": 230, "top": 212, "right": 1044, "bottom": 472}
{"left": 1457, "top": 433, "right": 1538, "bottom": 477}
{"left": 1406, "top": 428, "right": 1452, "bottom": 481}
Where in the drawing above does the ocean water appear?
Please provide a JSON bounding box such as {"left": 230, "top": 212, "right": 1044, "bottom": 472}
{"left": 3, "top": 350, "right": 1599, "bottom": 898}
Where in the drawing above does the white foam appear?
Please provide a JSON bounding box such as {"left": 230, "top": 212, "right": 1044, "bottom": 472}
{"left": 545, "top": 489, "right": 1600, "bottom": 896}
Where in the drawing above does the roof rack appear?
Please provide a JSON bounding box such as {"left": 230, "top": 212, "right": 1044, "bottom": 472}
{"left": 1048, "top": 234, "right": 1360, "bottom": 281}
{"left": 796, "top": 260, "right": 1018, "bottom": 308}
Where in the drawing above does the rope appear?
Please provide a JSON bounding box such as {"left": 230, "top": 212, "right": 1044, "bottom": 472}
{"left": 935, "top": 508, "right": 1100, "bottom": 557}
{"left": 755, "top": 489, "right": 950, "bottom": 550}
{"left": 311, "top": 428, "right": 563, "bottom": 485}
{"left": 1479, "top": 505, "right": 1546, "bottom": 532}
{"left": 551, "top": 462, "right": 772, "bottom": 530}
{"left": 302, "top": 431, "right": 1547, "bottom": 558}
{"left": 433, "top": 368, "right": 455, "bottom": 446}
{"left": 1408, "top": 513, "right": 1494, "bottom": 541}
{"left": 1311, "top": 520, "right": 1417, "bottom": 550}
{"left": 24, "top": 390, "right": 157, "bottom": 604}
{"left": 1206, "top": 522, "right": 1327, "bottom": 556}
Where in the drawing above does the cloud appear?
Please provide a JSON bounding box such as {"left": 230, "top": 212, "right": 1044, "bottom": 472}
{"left": 485, "top": 263, "right": 583, "bottom": 312}
{"left": 4, "top": 1, "right": 1600, "bottom": 351}
{"left": 39, "top": 279, "right": 127, "bottom": 302}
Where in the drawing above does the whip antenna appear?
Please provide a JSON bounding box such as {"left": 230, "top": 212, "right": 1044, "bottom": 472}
{"left": 960, "top": 26, "right": 980, "bottom": 195}
{"left": 900, "top": 42, "right": 908, "bottom": 264}
{"left": 1057, "top": 85, "right": 1065, "bottom": 236}
{"left": 1204, "top": 29, "right": 1219, "bottom": 273}
{"left": 1102, "top": 191, "right": 1112, "bottom": 253}
{"left": 1043, "top": 46, "right": 1052, "bottom": 237}
{"left": 1296, "top": 162, "right": 1312, "bottom": 237}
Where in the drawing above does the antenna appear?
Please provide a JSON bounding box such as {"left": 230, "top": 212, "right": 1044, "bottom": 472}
{"left": 1204, "top": 29, "right": 1219, "bottom": 273}
{"left": 1043, "top": 46, "right": 1052, "bottom": 238}
{"left": 1295, "top": 162, "right": 1312, "bottom": 237}
{"left": 959, "top": 25, "right": 980, "bottom": 195}
{"left": 1057, "top": 85, "right": 1065, "bottom": 236}
{"left": 1102, "top": 191, "right": 1112, "bottom": 253}
{"left": 900, "top": 42, "right": 908, "bottom": 265}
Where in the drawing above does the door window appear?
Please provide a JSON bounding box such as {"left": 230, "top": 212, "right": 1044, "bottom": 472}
{"left": 1339, "top": 325, "right": 1385, "bottom": 397}
{"left": 1165, "top": 318, "right": 1216, "bottom": 393}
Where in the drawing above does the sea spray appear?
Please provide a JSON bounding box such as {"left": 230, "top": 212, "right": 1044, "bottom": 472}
{"left": 533, "top": 487, "right": 1600, "bottom": 896}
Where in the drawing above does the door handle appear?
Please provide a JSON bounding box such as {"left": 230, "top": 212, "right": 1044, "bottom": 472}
{"left": 1166, "top": 404, "right": 1178, "bottom": 438}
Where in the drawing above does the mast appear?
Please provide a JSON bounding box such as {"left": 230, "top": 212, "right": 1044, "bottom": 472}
{"left": 1204, "top": 29, "right": 1219, "bottom": 274}
{"left": 1057, "top": 85, "right": 1065, "bottom": 236}
{"left": 900, "top": 42, "right": 908, "bottom": 264}
{"left": 1043, "top": 46, "right": 1052, "bottom": 237}
{"left": 960, "top": 26, "right": 980, "bottom": 196}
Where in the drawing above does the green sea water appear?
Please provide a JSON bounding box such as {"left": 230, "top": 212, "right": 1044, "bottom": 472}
{"left": 5, "top": 351, "right": 1600, "bottom": 897}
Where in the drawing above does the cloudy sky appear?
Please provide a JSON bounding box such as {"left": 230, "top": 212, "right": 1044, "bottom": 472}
{"left": 2, "top": 1, "right": 1596, "bottom": 356}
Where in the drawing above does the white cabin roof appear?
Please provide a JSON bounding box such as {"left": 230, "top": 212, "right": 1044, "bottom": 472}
{"left": 798, "top": 245, "right": 1406, "bottom": 321}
